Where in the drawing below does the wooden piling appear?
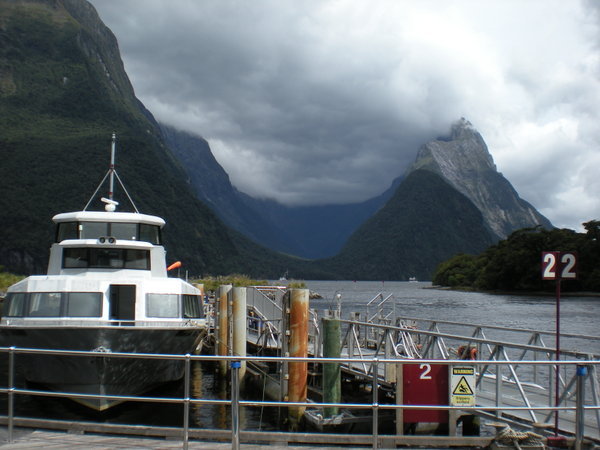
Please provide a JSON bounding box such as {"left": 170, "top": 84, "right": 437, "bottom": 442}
{"left": 288, "top": 288, "right": 309, "bottom": 428}
{"left": 232, "top": 286, "right": 247, "bottom": 380}
{"left": 322, "top": 311, "right": 341, "bottom": 418}
{"left": 217, "top": 284, "right": 232, "bottom": 377}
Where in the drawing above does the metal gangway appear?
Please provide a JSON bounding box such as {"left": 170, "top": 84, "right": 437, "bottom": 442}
{"left": 325, "top": 292, "right": 600, "bottom": 442}
{"left": 241, "top": 288, "right": 600, "bottom": 442}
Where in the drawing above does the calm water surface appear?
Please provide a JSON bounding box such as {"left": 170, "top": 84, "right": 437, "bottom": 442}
{"left": 307, "top": 280, "right": 600, "bottom": 354}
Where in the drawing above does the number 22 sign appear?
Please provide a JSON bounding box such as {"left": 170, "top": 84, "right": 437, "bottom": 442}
{"left": 542, "top": 251, "right": 578, "bottom": 280}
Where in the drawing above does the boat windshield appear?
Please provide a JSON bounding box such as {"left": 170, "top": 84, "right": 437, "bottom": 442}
{"left": 56, "top": 222, "right": 162, "bottom": 244}
{"left": 63, "top": 248, "right": 150, "bottom": 270}
{"left": 4, "top": 292, "right": 102, "bottom": 317}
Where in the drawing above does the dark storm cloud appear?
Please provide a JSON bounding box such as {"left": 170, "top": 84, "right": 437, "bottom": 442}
{"left": 89, "top": 0, "right": 599, "bottom": 229}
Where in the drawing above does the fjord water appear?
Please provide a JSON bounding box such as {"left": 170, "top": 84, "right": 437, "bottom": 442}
{"left": 2, "top": 281, "right": 598, "bottom": 430}
{"left": 307, "top": 280, "right": 599, "bottom": 352}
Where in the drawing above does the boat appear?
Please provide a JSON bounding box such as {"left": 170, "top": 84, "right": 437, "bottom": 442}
{"left": 0, "top": 134, "right": 206, "bottom": 410}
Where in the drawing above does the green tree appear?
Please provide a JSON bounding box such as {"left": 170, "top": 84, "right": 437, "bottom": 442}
{"left": 433, "top": 223, "right": 600, "bottom": 293}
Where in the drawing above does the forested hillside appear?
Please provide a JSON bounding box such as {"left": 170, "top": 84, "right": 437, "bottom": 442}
{"left": 0, "top": 0, "right": 308, "bottom": 279}
{"left": 433, "top": 221, "right": 600, "bottom": 292}
{"left": 321, "top": 170, "right": 498, "bottom": 280}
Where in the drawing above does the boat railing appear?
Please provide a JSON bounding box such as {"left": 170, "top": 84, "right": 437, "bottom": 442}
{"left": 0, "top": 346, "right": 598, "bottom": 449}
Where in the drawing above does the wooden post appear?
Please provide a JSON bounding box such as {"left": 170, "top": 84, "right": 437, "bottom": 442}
{"left": 396, "top": 362, "right": 404, "bottom": 435}
{"left": 232, "top": 287, "right": 247, "bottom": 380}
{"left": 322, "top": 311, "right": 341, "bottom": 417}
{"left": 217, "top": 284, "right": 232, "bottom": 377}
{"left": 288, "top": 288, "right": 309, "bottom": 428}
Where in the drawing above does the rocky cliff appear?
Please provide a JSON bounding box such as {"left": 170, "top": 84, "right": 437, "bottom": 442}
{"left": 409, "top": 118, "right": 552, "bottom": 238}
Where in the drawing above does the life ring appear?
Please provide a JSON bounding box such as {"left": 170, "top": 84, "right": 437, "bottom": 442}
{"left": 469, "top": 347, "right": 477, "bottom": 360}
{"left": 457, "top": 345, "right": 477, "bottom": 360}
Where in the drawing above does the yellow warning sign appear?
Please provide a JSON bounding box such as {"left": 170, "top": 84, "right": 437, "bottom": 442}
{"left": 450, "top": 366, "right": 476, "bottom": 406}
{"left": 452, "top": 376, "right": 474, "bottom": 395}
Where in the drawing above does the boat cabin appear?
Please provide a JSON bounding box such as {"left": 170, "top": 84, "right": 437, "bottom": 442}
{"left": 3, "top": 210, "right": 204, "bottom": 325}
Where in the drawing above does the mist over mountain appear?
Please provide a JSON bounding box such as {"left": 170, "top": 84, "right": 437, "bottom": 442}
{"left": 161, "top": 124, "right": 398, "bottom": 259}
{"left": 164, "top": 117, "right": 552, "bottom": 279}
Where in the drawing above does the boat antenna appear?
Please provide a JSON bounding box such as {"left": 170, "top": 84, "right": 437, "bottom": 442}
{"left": 109, "top": 132, "right": 116, "bottom": 200}
{"left": 83, "top": 133, "right": 140, "bottom": 213}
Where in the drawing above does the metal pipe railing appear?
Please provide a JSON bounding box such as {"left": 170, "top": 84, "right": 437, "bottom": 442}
{"left": 0, "top": 347, "right": 598, "bottom": 448}
{"left": 395, "top": 315, "right": 599, "bottom": 343}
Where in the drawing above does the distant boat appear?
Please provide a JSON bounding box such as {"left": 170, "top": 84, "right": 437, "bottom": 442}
{"left": 409, "top": 277, "right": 418, "bottom": 282}
{"left": 0, "top": 134, "right": 206, "bottom": 410}
{"left": 279, "top": 270, "right": 289, "bottom": 281}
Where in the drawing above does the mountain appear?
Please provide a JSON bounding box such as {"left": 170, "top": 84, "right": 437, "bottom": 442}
{"left": 319, "top": 120, "right": 553, "bottom": 280}
{"left": 0, "top": 0, "right": 306, "bottom": 279}
{"left": 161, "top": 124, "right": 397, "bottom": 258}
{"left": 409, "top": 118, "right": 552, "bottom": 239}
{"left": 323, "top": 169, "right": 498, "bottom": 280}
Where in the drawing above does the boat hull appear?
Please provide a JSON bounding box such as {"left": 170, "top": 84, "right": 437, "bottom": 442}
{"left": 0, "top": 326, "right": 203, "bottom": 410}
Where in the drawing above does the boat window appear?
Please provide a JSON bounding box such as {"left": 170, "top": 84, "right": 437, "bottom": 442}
{"left": 80, "top": 222, "right": 108, "bottom": 239}
{"left": 67, "top": 292, "right": 102, "bottom": 317}
{"left": 56, "top": 222, "right": 78, "bottom": 242}
{"left": 146, "top": 293, "right": 179, "bottom": 318}
{"left": 139, "top": 224, "right": 161, "bottom": 245}
{"left": 124, "top": 249, "right": 150, "bottom": 270}
{"left": 111, "top": 223, "right": 138, "bottom": 241}
{"left": 28, "top": 292, "right": 62, "bottom": 317}
{"left": 4, "top": 293, "right": 27, "bottom": 317}
{"left": 63, "top": 247, "right": 89, "bottom": 268}
{"left": 63, "top": 248, "right": 150, "bottom": 270}
{"left": 56, "top": 221, "right": 162, "bottom": 243}
{"left": 91, "top": 248, "right": 123, "bottom": 268}
{"left": 182, "top": 295, "right": 203, "bottom": 318}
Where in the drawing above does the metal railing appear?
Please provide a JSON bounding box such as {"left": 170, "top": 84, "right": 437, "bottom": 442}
{"left": 334, "top": 317, "right": 600, "bottom": 434}
{"left": 0, "top": 346, "right": 598, "bottom": 449}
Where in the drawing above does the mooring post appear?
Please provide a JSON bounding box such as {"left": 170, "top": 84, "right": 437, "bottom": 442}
{"left": 217, "top": 284, "right": 232, "bottom": 377}
{"left": 288, "top": 288, "right": 309, "bottom": 428}
{"left": 232, "top": 287, "right": 247, "bottom": 380}
{"left": 322, "top": 310, "right": 341, "bottom": 418}
{"left": 193, "top": 282, "right": 205, "bottom": 299}
{"left": 395, "top": 361, "right": 404, "bottom": 436}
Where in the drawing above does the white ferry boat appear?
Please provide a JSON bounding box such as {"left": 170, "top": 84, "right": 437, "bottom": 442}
{"left": 0, "top": 134, "right": 206, "bottom": 410}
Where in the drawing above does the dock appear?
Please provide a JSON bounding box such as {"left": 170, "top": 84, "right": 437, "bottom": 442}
{"left": 0, "top": 285, "right": 597, "bottom": 449}
{"left": 211, "top": 286, "right": 600, "bottom": 445}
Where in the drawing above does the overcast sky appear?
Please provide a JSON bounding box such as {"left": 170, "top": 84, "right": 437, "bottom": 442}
{"left": 89, "top": 0, "right": 599, "bottom": 231}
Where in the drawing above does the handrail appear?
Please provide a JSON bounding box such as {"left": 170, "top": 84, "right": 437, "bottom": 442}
{"left": 338, "top": 319, "right": 598, "bottom": 359}
{"left": 0, "top": 346, "right": 598, "bottom": 449}
{"left": 395, "top": 314, "right": 600, "bottom": 343}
